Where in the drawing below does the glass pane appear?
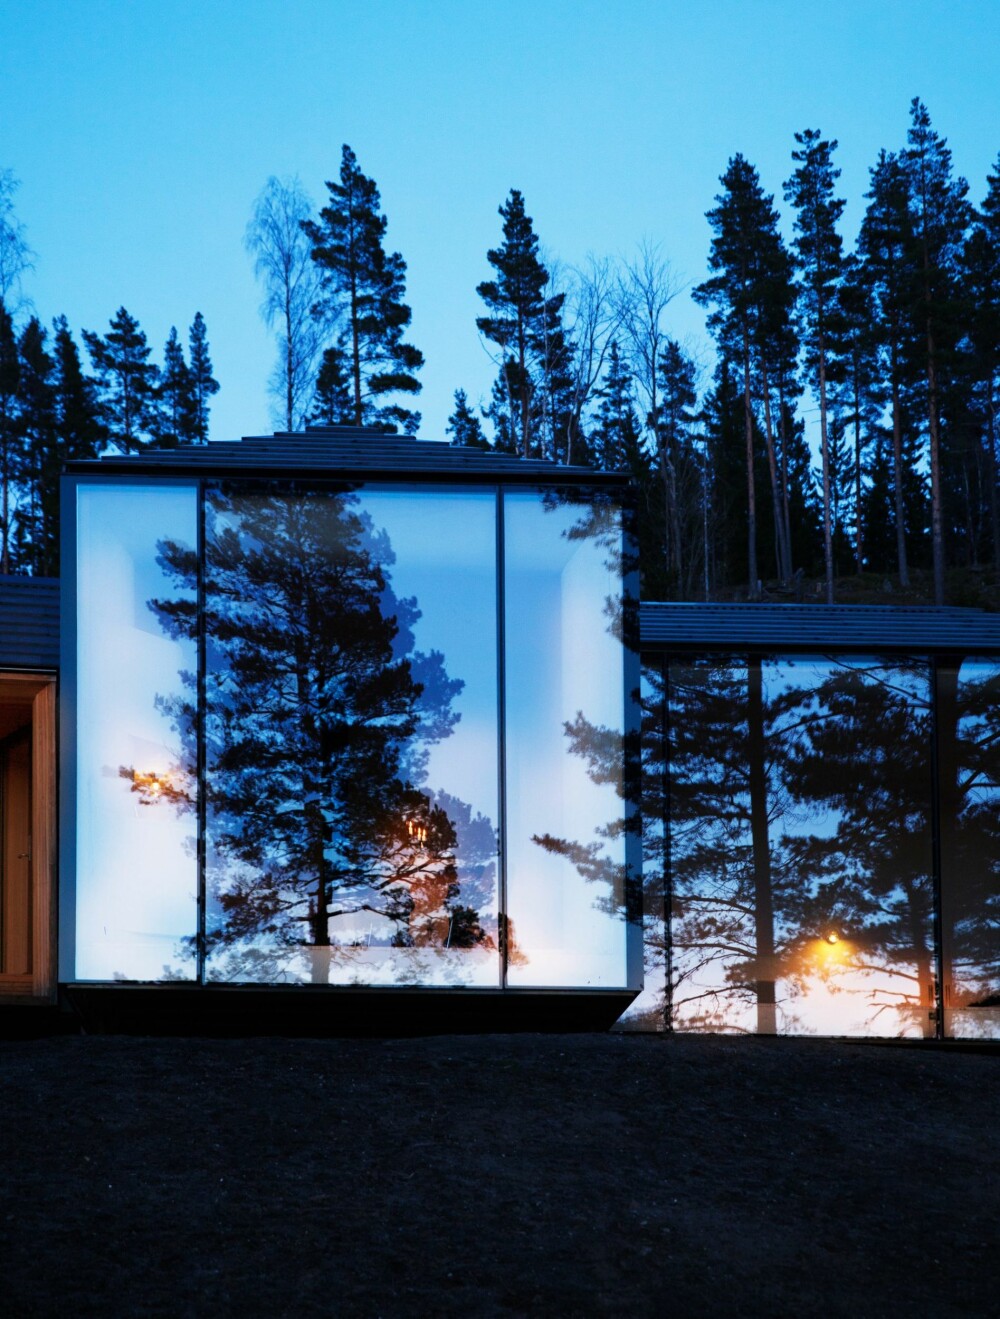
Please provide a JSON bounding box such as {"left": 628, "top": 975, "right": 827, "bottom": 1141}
{"left": 616, "top": 655, "right": 667, "bottom": 1029}
{"left": 202, "top": 482, "right": 499, "bottom": 986}
{"left": 75, "top": 482, "right": 199, "bottom": 981}
{"left": 940, "top": 658, "right": 1000, "bottom": 1039}
{"left": 667, "top": 655, "right": 756, "bottom": 1032}
{"left": 667, "top": 654, "right": 935, "bottom": 1037}
{"left": 768, "top": 656, "right": 935, "bottom": 1038}
{"left": 504, "top": 489, "right": 630, "bottom": 988}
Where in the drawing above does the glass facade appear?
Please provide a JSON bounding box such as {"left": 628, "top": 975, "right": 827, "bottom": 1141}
{"left": 68, "top": 478, "right": 636, "bottom": 992}
{"left": 940, "top": 657, "right": 1000, "bottom": 1039}
{"left": 642, "top": 652, "right": 941, "bottom": 1038}
{"left": 504, "top": 491, "right": 632, "bottom": 988}
{"left": 74, "top": 482, "right": 199, "bottom": 981}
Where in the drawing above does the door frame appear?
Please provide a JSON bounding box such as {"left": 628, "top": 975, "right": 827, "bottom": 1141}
{"left": 0, "top": 672, "right": 56, "bottom": 1005}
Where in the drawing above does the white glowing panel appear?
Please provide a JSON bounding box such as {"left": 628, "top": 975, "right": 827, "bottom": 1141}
{"left": 504, "top": 491, "right": 628, "bottom": 988}
{"left": 74, "top": 482, "right": 198, "bottom": 981}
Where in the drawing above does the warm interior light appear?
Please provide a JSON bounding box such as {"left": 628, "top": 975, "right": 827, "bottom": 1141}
{"left": 825, "top": 931, "right": 839, "bottom": 945}
{"left": 406, "top": 818, "right": 428, "bottom": 845}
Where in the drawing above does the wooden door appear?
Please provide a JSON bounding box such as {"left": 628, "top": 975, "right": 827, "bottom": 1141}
{"left": 1, "top": 731, "right": 32, "bottom": 975}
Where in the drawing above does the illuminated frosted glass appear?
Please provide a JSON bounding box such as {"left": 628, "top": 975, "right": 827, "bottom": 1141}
{"left": 202, "top": 483, "right": 499, "bottom": 987}
{"left": 74, "top": 482, "right": 198, "bottom": 981}
{"left": 504, "top": 490, "right": 629, "bottom": 988}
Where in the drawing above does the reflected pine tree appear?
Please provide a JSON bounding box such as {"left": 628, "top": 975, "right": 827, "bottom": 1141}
{"left": 132, "top": 482, "right": 495, "bottom": 984}
{"left": 771, "top": 658, "right": 935, "bottom": 1036}
{"left": 661, "top": 655, "right": 936, "bottom": 1036}
{"left": 938, "top": 660, "right": 1000, "bottom": 1027}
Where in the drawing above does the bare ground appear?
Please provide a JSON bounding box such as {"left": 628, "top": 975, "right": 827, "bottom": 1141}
{"left": 2, "top": 1033, "right": 998, "bottom": 1318}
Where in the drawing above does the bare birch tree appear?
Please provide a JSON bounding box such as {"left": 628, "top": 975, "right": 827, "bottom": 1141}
{"left": 245, "top": 175, "right": 324, "bottom": 431}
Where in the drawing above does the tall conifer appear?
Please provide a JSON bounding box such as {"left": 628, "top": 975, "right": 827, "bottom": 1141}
{"left": 905, "top": 100, "right": 972, "bottom": 603}
{"left": 785, "top": 129, "right": 846, "bottom": 603}
{"left": 304, "top": 146, "right": 423, "bottom": 433}
{"left": 476, "top": 190, "right": 550, "bottom": 458}
{"left": 187, "top": 312, "right": 218, "bottom": 443}
{"left": 83, "top": 307, "right": 159, "bottom": 453}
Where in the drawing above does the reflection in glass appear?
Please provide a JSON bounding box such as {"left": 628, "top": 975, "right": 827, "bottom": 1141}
{"left": 616, "top": 656, "right": 668, "bottom": 1028}
{"left": 771, "top": 656, "right": 935, "bottom": 1038}
{"left": 940, "top": 658, "right": 1000, "bottom": 1039}
{"left": 173, "top": 482, "right": 500, "bottom": 986}
{"left": 667, "top": 654, "right": 935, "bottom": 1037}
{"left": 667, "top": 655, "right": 756, "bottom": 1031}
{"left": 504, "top": 489, "right": 631, "bottom": 988}
{"left": 75, "top": 482, "right": 199, "bottom": 981}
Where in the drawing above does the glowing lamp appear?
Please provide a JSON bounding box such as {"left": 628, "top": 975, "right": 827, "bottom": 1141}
{"left": 825, "top": 931, "right": 839, "bottom": 945}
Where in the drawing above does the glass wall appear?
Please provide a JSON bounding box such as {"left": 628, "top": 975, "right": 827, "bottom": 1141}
{"left": 74, "top": 482, "right": 199, "bottom": 981}
{"left": 940, "top": 657, "right": 1000, "bottom": 1039}
{"left": 201, "top": 482, "right": 499, "bottom": 986}
{"left": 616, "top": 656, "right": 668, "bottom": 1028}
{"left": 661, "top": 653, "right": 935, "bottom": 1037}
{"left": 504, "top": 490, "right": 632, "bottom": 988}
{"left": 70, "top": 477, "right": 633, "bottom": 991}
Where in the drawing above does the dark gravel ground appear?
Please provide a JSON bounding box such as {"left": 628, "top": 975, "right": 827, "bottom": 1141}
{"left": 1, "top": 1032, "right": 998, "bottom": 1318}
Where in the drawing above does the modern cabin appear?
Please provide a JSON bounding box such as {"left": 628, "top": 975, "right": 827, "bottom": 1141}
{"left": 55, "top": 427, "right": 642, "bottom": 1032}
{"left": 2, "top": 426, "right": 999, "bottom": 1039}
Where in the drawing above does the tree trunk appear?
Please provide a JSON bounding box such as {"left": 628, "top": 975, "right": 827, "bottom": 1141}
{"left": 817, "top": 337, "right": 835, "bottom": 603}
{"left": 890, "top": 351, "right": 910, "bottom": 588}
{"left": 926, "top": 328, "right": 947, "bottom": 604}
{"left": 742, "top": 341, "right": 759, "bottom": 598}
{"left": 760, "top": 364, "right": 791, "bottom": 584}
{"left": 747, "top": 657, "right": 776, "bottom": 1034}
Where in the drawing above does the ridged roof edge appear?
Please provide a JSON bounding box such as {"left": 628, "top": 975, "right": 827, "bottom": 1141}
{"left": 639, "top": 601, "right": 1000, "bottom": 652}
{"left": 0, "top": 576, "right": 60, "bottom": 669}
{"left": 64, "top": 425, "right": 623, "bottom": 484}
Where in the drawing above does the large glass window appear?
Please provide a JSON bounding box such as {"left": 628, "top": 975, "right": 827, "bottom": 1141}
{"left": 70, "top": 477, "right": 635, "bottom": 994}
{"left": 74, "top": 482, "right": 199, "bottom": 981}
{"left": 503, "top": 490, "right": 631, "bottom": 988}
{"left": 667, "top": 654, "right": 935, "bottom": 1037}
{"left": 201, "top": 482, "right": 499, "bottom": 986}
{"left": 940, "top": 657, "right": 1000, "bottom": 1039}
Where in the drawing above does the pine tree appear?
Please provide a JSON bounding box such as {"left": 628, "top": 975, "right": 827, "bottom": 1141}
{"left": 156, "top": 327, "right": 194, "bottom": 448}
{"left": 905, "top": 99, "right": 972, "bottom": 603}
{"left": 785, "top": 129, "right": 846, "bottom": 603}
{"left": 14, "top": 317, "right": 56, "bottom": 573}
{"left": 959, "top": 156, "right": 1000, "bottom": 573}
{"left": 531, "top": 279, "right": 576, "bottom": 463}
{"left": 304, "top": 146, "right": 423, "bottom": 433}
{"left": 695, "top": 156, "right": 797, "bottom": 594}
{"left": 837, "top": 254, "right": 885, "bottom": 573}
{"left": 655, "top": 339, "right": 700, "bottom": 594}
{"left": 309, "top": 343, "right": 354, "bottom": 427}
{"left": 187, "top": 312, "right": 218, "bottom": 443}
{"left": 83, "top": 307, "right": 159, "bottom": 453}
{"left": 46, "top": 317, "right": 102, "bottom": 576}
{"left": 445, "top": 388, "right": 489, "bottom": 449}
{"left": 858, "top": 151, "right": 921, "bottom": 587}
{"left": 476, "top": 190, "right": 550, "bottom": 458}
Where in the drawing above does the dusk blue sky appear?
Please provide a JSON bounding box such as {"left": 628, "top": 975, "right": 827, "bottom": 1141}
{"left": 2, "top": 1, "right": 998, "bottom": 443}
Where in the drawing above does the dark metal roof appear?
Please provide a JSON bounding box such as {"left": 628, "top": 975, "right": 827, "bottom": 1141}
{"left": 639, "top": 602, "right": 1000, "bottom": 653}
{"left": 0, "top": 576, "right": 60, "bottom": 669}
{"left": 64, "top": 425, "right": 622, "bottom": 485}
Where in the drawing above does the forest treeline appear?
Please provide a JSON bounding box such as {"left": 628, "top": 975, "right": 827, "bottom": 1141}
{"left": 3, "top": 98, "right": 1000, "bottom": 603}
